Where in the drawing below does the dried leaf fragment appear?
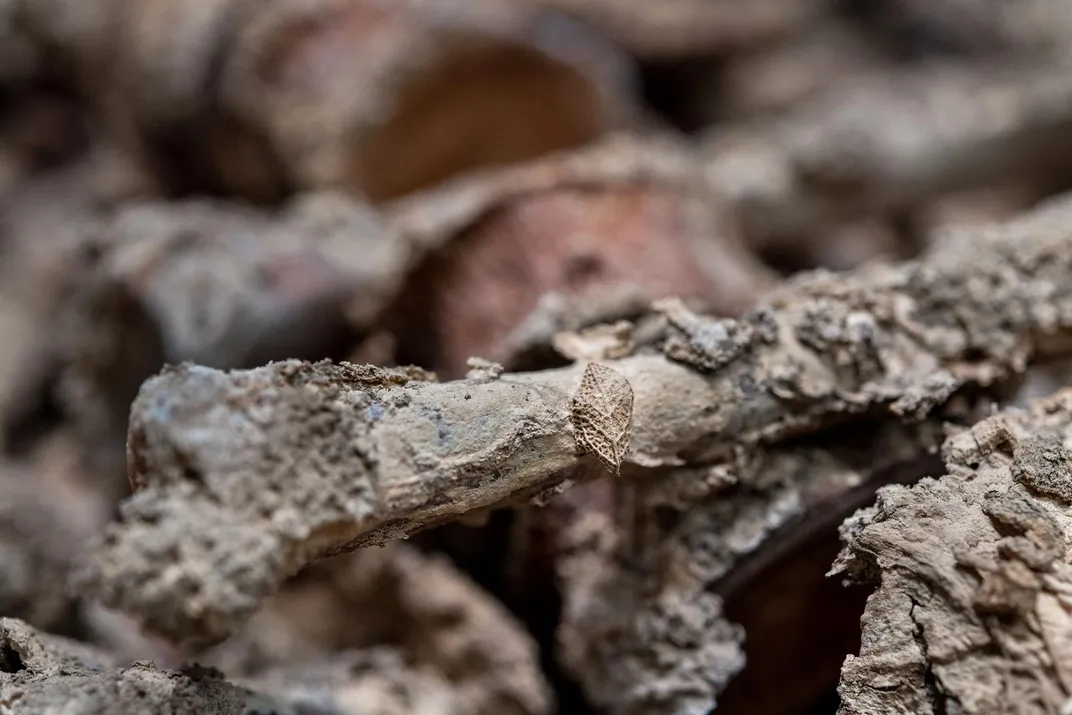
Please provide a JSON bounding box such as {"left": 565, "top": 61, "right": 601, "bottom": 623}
{"left": 571, "top": 362, "right": 633, "bottom": 474}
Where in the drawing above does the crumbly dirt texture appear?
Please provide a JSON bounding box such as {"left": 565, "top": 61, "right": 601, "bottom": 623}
{"left": 833, "top": 389, "right": 1072, "bottom": 714}
{"left": 3, "top": 540, "right": 550, "bottom": 715}
{"left": 554, "top": 410, "right": 956, "bottom": 715}
{"left": 83, "top": 193, "right": 1072, "bottom": 645}
{"left": 11, "top": 2, "right": 1072, "bottom": 714}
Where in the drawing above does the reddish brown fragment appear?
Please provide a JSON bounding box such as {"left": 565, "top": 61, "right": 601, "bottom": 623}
{"left": 388, "top": 136, "right": 774, "bottom": 376}
{"left": 12, "top": 0, "right": 632, "bottom": 201}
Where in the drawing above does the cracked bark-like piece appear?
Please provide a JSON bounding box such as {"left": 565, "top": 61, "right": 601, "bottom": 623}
{"left": 53, "top": 192, "right": 397, "bottom": 464}
{"left": 11, "top": 0, "right": 632, "bottom": 201}
{"left": 85, "top": 191, "right": 1072, "bottom": 643}
{"left": 703, "top": 60, "right": 1072, "bottom": 251}
{"left": 210, "top": 543, "right": 550, "bottom": 715}
{"left": 833, "top": 390, "right": 1072, "bottom": 714}
{"left": 222, "top": 0, "right": 635, "bottom": 201}
{"left": 556, "top": 414, "right": 953, "bottom": 715}
{"left": 387, "top": 135, "right": 774, "bottom": 376}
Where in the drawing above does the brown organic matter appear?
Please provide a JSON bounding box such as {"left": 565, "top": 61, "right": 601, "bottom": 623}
{"left": 703, "top": 58, "right": 1072, "bottom": 261}
{"left": 6, "top": 0, "right": 632, "bottom": 202}
{"left": 834, "top": 390, "right": 1072, "bottom": 714}
{"left": 82, "top": 193, "right": 1072, "bottom": 645}
{"left": 12, "top": 3, "right": 1072, "bottom": 714}
{"left": 387, "top": 135, "right": 774, "bottom": 376}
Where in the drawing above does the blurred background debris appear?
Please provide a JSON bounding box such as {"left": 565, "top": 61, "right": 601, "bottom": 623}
{"left": 4, "top": 0, "right": 1072, "bottom": 713}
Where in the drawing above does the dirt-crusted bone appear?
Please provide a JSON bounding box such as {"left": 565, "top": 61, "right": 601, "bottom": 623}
{"left": 86, "top": 192, "right": 1072, "bottom": 643}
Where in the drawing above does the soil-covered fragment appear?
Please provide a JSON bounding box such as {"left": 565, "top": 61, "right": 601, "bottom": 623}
{"left": 386, "top": 134, "right": 774, "bottom": 376}
{"left": 834, "top": 389, "right": 1072, "bottom": 714}
{"left": 1, "top": 616, "right": 502, "bottom": 715}
{"left": 52, "top": 192, "right": 398, "bottom": 464}
{"left": 556, "top": 416, "right": 951, "bottom": 715}
{"left": 703, "top": 60, "right": 1072, "bottom": 253}
{"left": 0, "top": 617, "right": 279, "bottom": 715}
{"left": 211, "top": 544, "right": 551, "bottom": 715}
{"left": 83, "top": 191, "right": 1072, "bottom": 644}
{"left": 10, "top": 0, "right": 633, "bottom": 202}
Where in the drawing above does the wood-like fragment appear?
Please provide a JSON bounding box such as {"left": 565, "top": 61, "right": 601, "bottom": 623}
{"left": 704, "top": 60, "right": 1072, "bottom": 251}
{"left": 386, "top": 134, "right": 773, "bottom": 376}
{"left": 8, "top": 0, "right": 635, "bottom": 202}
{"left": 556, "top": 417, "right": 954, "bottom": 715}
{"left": 834, "top": 390, "right": 1072, "bottom": 714}
{"left": 84, "top": 191, "right": 1072, "bottom": 643}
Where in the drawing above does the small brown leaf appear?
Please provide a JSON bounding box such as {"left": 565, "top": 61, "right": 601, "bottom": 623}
{"left": 570, "top": 362, "right": 634, "bottom": 474}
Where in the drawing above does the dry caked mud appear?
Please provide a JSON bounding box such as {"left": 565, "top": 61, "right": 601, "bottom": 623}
{"left": 10, "top": 2, "right": 1072, "bottom": 714}
{"left": 835, "top": 390, "right": 1072, "bottom": 714}
{"left": 82, "top": 193, "right": 1072, "bottom": 649}
{"left": 2, "top": 540, "right": 551, "bottom": 715}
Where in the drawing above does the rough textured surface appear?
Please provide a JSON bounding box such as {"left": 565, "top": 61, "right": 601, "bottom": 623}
{"left": 84, "top": 192, "right": 1072, "bottom": 644}
{"left": 212, "top": 543, "right": 551, "bottom": 715}
{"left": 3, "top": 541, "right": 549, "bottom": 714}
{"left": 703, "top": 59, "right": 1072, "bottom": 250}
{"left": 0, "top": 615, "right": 500, "bottom": 715}
{"left": 52, "top": 192, "right": 399, "bottom": 466}
{"left": 0, "top": 617, "right": 275, "bottom": 715}
{"left": 570, "top": 362, "right": 633, "bottom": 475}
{"left": 833, "top": 389, "right": 1072, "bottom": 714}
{"left": 13, "top": 3, "right": 1072, "bottom": 714}
{"left": 386, "top": 134, "right": 774, "bottom": 376}
{"left": 556, "top": 415, "right": 953, "bottom": 715}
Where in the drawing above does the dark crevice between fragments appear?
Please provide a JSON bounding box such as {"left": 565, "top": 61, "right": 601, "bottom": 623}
{"left": 713, "top": 423, "right": 946, "bottom": 715}
{"left": 0, "top": 637, "right": 26, "bottom": 674}
{"left": 637, "top": 56, "right": 725, "bottom": 134}
{"left": 413, "top": 510, "right": 597, "bottom": 715}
